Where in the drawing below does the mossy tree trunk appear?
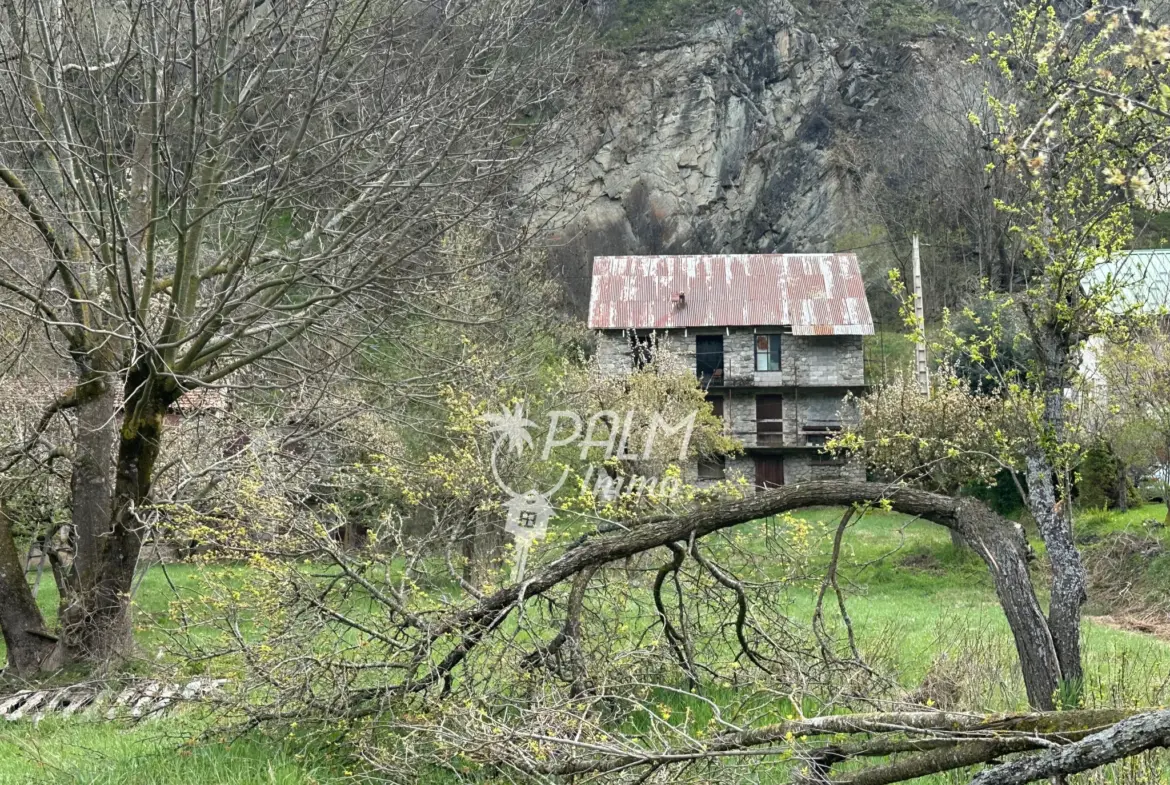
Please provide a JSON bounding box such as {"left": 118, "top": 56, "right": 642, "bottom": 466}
{"left": 56, "top": 368, "right": 170, "bottom": 664}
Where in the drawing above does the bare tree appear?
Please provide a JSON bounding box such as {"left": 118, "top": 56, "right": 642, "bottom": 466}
{"left": 841, "top": 56, "right": 1027, "bottom": 319}
{"left": 0, "top": 0, "right": 583, "bottom": 668}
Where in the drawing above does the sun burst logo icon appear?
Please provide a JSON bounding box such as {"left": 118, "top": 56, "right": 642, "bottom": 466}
{"left": 482, "top": 402, "right": 537, "bottom": 457}
{"left": 483, "top": 401, "right": 569, "bottom": 505}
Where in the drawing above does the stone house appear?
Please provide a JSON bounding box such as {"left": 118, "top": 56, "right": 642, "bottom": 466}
{"left": 588, "top": 254, "right": 873, "bottom": 487}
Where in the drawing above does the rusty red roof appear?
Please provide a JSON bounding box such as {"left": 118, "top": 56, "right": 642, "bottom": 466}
{"left": 588, "top": 254, "right": 874, "bottom": 336}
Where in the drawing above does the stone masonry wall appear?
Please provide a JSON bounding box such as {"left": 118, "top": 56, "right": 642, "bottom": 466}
{"left": 784, "top": 453, "right": 865, "bottom": 483}
{"left": 721, "top": 388, "right": 857, "bottom": 448}
{"left": 594, "top": 328, "right": 863, "bottom": 388}
{"left": 595, "top": 331, "right": 634, "bottom": 376}
{"left": 787, "top": 335, "right": 864, "bottom": 387}
{"left": 685, "top": 453, "right": 755, "bottom": 489}
{"left": 593, "top": 328, "right": 865, "bottom": 485}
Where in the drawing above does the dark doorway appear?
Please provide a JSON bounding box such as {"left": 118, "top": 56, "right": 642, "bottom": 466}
{"left": 630, "top": 333, "right": 654, "bottom": 369}
{"left": 696, "top": 335, "right": 724, "bottom": 387}
{"left": 754, "top": 457, "right": 785, "bottom": 488}
{"left": 705, "top": 394, "right": 724, "bottom": 419}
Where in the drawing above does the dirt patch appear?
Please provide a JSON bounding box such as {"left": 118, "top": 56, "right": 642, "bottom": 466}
{"left": 899, "top": 551, "right": 947, "bottom": 575}
{"left": 1090, "top": 612, "right": 1170, "bottom": 641}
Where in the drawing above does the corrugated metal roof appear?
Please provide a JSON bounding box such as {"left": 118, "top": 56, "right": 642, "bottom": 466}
{"left": 1084, "top": 249, "right": 1170, "bottom": 312}
{"left": 588, "top": 254, "right": 874, "bottom": 335}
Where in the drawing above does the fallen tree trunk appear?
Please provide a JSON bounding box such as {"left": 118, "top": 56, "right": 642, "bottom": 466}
{"left": 504, "top": 707, "right": 1138, "bottom": 779}
{"left": 968, "top": 708, "right": 1170, "bottom": 785}
{"left": 419, "top": 481, "right": 1062, "bottom": 709}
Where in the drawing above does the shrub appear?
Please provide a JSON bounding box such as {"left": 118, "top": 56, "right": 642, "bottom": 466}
{"left": 962, "top": 468, "right": 1027, "bottom": 516}
{"left": 863, "top": 0, "right": 958, "bottom": 45}
{"left": 1077, "top": 445, "right": 1136, "bottom": 510}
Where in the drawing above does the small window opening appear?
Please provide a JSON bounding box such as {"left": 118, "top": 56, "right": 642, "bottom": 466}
{"left": 755, "top": 334, "right": 781, "bottom": 371}
{"left": 696, "top": 335, "right": 724, "bottom": 386}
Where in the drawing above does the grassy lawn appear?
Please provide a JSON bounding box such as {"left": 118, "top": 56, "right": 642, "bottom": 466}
{"left": 0, "top": 720, "right": 347, "bottom": 785}
{"left": 2, "top": 503, "right": 1169, "bottom": 783}
{"left": 784, "top": 506, "right": 1170, "bottom": 708}
{"left": 0, "top": 564, "right": 350, "bottom": 785}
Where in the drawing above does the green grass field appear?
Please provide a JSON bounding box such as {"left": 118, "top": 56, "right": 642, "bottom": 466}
{"left": 0, "top": 721, "right": 347, "bottom": 785}
{"left": 2, "top": 503, "right": 1169, "bottom": 784}
{"left": 787, "top": 506, "right": 1170, "bottom": 708}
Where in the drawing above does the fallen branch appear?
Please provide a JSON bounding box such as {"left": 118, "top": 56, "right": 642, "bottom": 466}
{"left": 968, "top": 708, "right": 1170, "bottom": 785}
{"left": 652, "top": 541, "right": 696, "bottom": 687}
{"left": 415, "top": 481, "right": 1061, "bottom": 708}
{"left": 812, "top": 506, "right": 860, "bottom": 663}
{"left": 505, "top": 707, "right": 1137, "bottom": 777}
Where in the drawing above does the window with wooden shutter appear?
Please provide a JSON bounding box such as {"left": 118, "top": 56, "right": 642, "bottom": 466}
{"left": 756, "top": 395, "right": 783, "bottom": 446}
{"left": 804, "top": 422, "right": 845, "bottom": 464}
{"left": 754, "top": 457, "right": 784, "bottom": 488}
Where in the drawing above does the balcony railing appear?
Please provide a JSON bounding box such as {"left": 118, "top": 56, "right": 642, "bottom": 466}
{"left": 697, "top": 370, "right": 865, "bottom": 389}
{"left": 726, "top": 420, "right": 847, "bottom": 450}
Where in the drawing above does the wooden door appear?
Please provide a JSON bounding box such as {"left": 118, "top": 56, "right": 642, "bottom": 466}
{"left": 754, "top": 457, "right": 785, "bottom": 489}
{"left": 756, "top": 395, "right": 783, "bottom": 446}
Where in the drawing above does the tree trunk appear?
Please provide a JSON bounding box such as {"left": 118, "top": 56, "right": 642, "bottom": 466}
{"left": 0, "top": 507, "right": 61, "bottom": 675}
{"left": 1116, "top": 459, "right": 1128, "bottom": 513}
{"left": 58, "top": 379, "right": 125, "bottom": 661}
{"left": 955, "top": 497, "right": 1060, "bottom": 709}
{"left": 968, "top": 708, "right": 1170, "bottom": 785}
{"left": 1019, "top": 341, "right": 1087, "bottom": 697}
{"left": 1025, "top": 452, "right": 1086, "bottom": 693}
{"left": 462, "top": 514, "right": 504, "bottom": 590}
{"left": 58, "top": 375, "right": 165, "bottom": 663}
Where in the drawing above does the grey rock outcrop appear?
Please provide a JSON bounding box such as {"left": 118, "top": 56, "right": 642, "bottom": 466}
{"left": 540, "top": 11, "right": 937, "bottom": 311}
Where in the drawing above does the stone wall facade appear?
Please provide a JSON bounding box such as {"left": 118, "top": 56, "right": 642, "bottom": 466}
{"left": 719, "top": 388, "right": 857, "bottom": 448}
{"left": 594, "top": 327, "right": 865, "bottom": 486}
{"left": 686, "top": 451, "right": 862, "bottom": 487}
{"left": 783, "top": 453, "right": 865, "bottom": 483}
{"left": 595, "top": 328, "right": 863, "bottom": 388}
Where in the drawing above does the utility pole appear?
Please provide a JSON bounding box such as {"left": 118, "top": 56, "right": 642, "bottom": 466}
{"left": 912, "top": 235, "right": 930, "bottom": 396}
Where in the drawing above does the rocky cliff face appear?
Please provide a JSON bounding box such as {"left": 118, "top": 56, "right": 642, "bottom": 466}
{"left": 540, "top": 5, "right": 964, "bottom": 310}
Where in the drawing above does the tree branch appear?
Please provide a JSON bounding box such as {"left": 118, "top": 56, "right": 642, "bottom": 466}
{"left": 968, "top": 708, "right": 1170, "bottom": 785}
